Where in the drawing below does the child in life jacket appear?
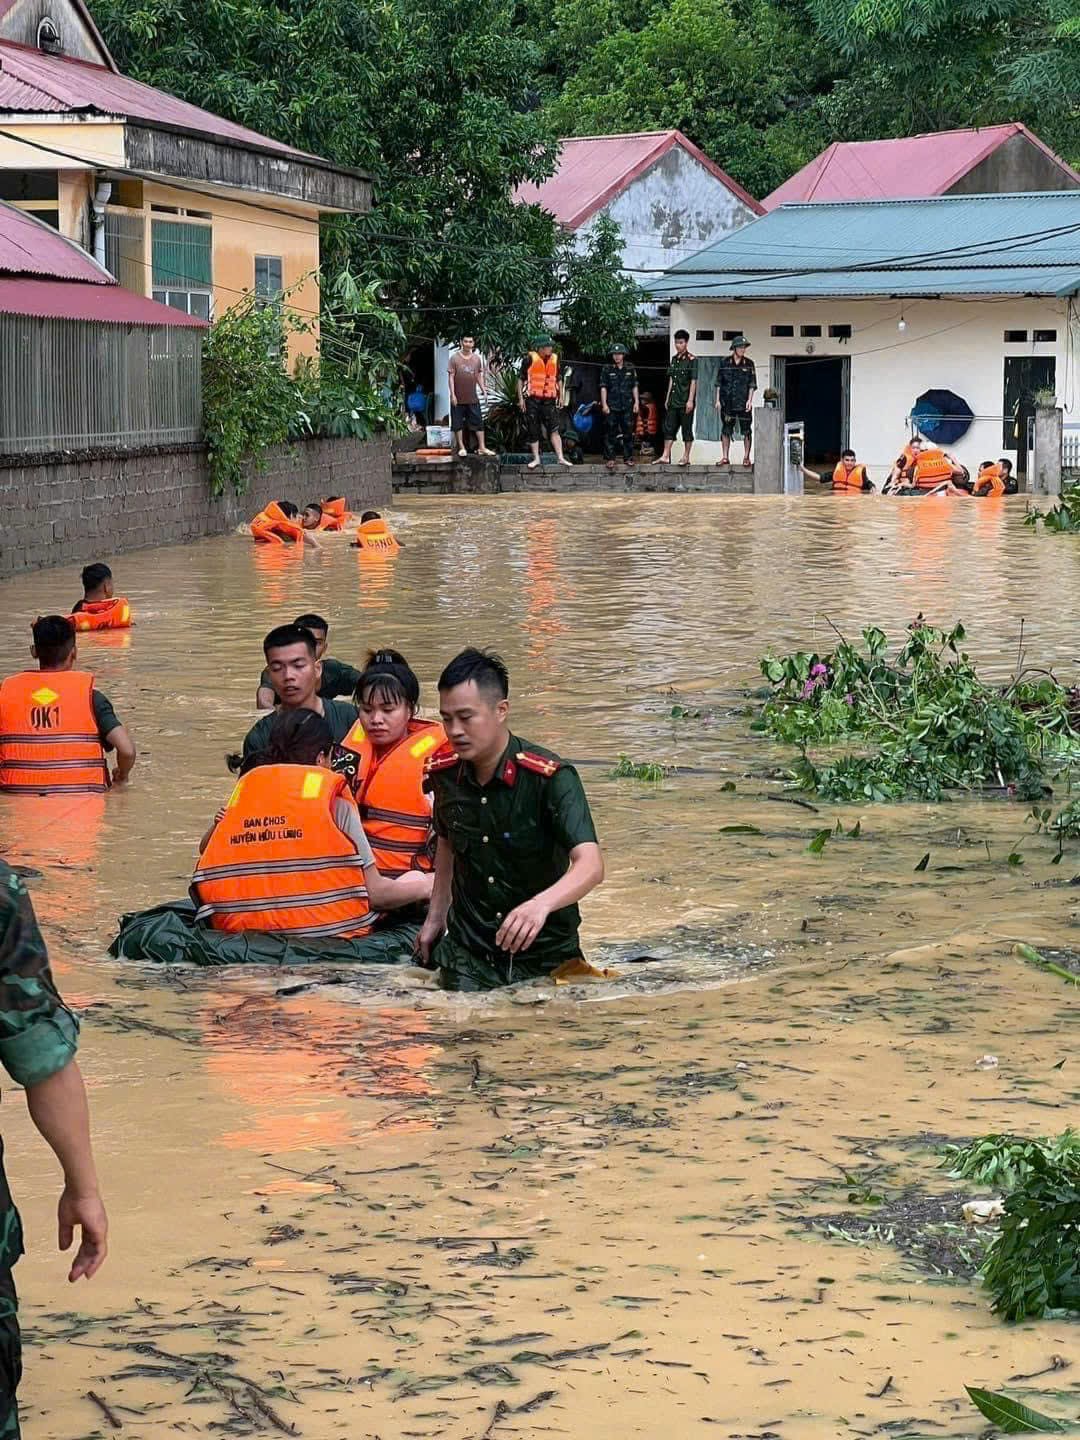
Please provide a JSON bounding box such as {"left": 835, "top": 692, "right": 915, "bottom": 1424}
{"left": 70, "top": 562, "right": 132, "bottom": 631}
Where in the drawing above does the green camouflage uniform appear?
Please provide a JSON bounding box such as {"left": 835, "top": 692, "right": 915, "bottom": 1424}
{"left": 425, "top": 735, "right": 599, "bottom": 990}
{"left": 0, "top": 864, "right": 81, "bottom": 1437}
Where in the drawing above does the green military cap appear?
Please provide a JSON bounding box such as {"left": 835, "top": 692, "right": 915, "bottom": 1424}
{"left": 730, "top": 335, "right": 751, "bottom": 350}
{"left": 533, "top": 332, "right": 553, "bottom": 347}
{"left": 611, "top": 343, "right": 630, "bottom": 355}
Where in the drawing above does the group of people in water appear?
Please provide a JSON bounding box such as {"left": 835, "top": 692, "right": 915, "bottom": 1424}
{"left": 806, "top": 436, "right": 1017, "bottom": 496}
{"left": 248, "top": 498, "right": 401, "bottom": 553}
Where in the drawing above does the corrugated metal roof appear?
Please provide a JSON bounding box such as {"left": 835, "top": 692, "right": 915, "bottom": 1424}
{"left": 0, "top": 198, "right": 110, "bottom": 281}
{"left": 0, "top": 275, "right": 206, "bottom": 324}
{"left": 763, "top": 124, "right": 1080, "bottom": 209}
{"left": 649, "top": 192, "right": 1080, "bottom": 300}
{"left": 0, "top": 39, "right": 319, "bottom": 160}
{"left": 514, "top": 130, "right": 762, "bottom": 229}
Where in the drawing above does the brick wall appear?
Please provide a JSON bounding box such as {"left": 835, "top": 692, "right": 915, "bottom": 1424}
{"left": 0, "top": 435, "right": 391, "bottom": 578}
{"left": 393, "top": 457, "right": 755, "bottom": 496}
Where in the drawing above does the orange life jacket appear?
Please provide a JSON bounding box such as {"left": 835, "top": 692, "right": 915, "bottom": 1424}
{"left": 319, "top": 497, "right": 350, "bottom": 532}
{"left": 191, "top": 765, "right": 375, "bottom": 938}
{"left": 70, "top": 597, "right": 132, "bottom": 632}
{"left": 832, "top": 462, "right": 869, "bottom": 492}
{"left": 251, "top": 501, "right": 305, "bottom": 544}
{"left": 635, "top": 400, "right": 659, "bottom": 438}
{"left": 336, "top": 718, "right": 443, "bottom": 873}
{"left": 974, "top": 464, "right": 1006, "bottom": 497}
{"left": 912, "top": 448, "right": 954, "bottom": 488}
{"left": 0, "top": 670, "right": 108, "bottom": 795}
{"left": 526, "top": 351, "right": 559, "bottom": 400}
{"left": 355, "top": 517, "right": 400, "bottom": 556}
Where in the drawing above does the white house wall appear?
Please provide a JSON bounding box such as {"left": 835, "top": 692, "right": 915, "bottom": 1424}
{"left": 669, "top": 296, "right": 1076, "bottom": 475}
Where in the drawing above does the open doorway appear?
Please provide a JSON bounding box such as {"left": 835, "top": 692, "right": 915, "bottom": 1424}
{"left": 772, "top": 354, "right": 849, "bottom": 466}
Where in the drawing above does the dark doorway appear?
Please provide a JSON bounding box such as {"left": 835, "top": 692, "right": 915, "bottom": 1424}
{"left": 775, "top": 355, "right": 847, "bottom": 466}
{"left": 1003, "top": 356, "right": 1055, "bottom": 478}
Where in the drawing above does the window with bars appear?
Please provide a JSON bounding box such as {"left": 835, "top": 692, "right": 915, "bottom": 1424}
{"left": 104, "top": 209, "right": 146, "bottom": 294}
{"left": 255, "top": 255, "right": 284, "bottom": 298}
{"left": 152, "top": 219, "right": 212, "bottom": 291}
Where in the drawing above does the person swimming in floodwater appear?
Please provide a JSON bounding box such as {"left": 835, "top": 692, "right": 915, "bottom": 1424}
{"left": 249, "top": 500, "right": 322, "bottom": 547}
{"left": 194, "top": 707, "right": 432, "bottom": 938}
{"left": 332, "top": 650, "right": 444, "bottom": 878}
{"left": 255, "top": 614, "right": 362, "bottom": 710}
{"left": 69, "top": 562, "right": 132, "bottom": 631}
{"left": 350, "top": 511, "right": 401, "bottom": 555}
{"left": 417, "top": 647, "right": 604, "bottom": 990}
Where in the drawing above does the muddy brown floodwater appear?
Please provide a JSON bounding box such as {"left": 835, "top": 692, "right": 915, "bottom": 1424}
{"left": 2, "top": 494, "right": 1080, "bottom": 1439}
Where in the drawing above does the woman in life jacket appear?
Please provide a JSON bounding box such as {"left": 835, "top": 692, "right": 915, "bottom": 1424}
{"left": 332, "top": 651, "right": 444, "bottom": 877}
{"left": 193, "top": 708, "right": 431, "bottom": 938}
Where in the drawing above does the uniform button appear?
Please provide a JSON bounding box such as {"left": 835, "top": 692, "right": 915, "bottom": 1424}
{"left": 488, "top": 876, "right": 495, "bottom": 884}
{"left": 481, "top": 797, "right": 488, "bottom": 806}
{"left": 483, "top": 835, "right": 489, "bottom": 844}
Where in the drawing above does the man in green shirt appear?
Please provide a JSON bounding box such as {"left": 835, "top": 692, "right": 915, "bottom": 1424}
{"left": 418, "top": 648, "right": 604, "bottom": 991}
{"left": 243, "top": 625, "right": 358, "bottom": 763}
{"left": 255, "top": 613, "right": 361, "bottom": 710}
{"left": 656, "top": 329, "right": 698, "bottom": 466}
{"left": 0, "top": 862, "right": 109, "bottom": 1436}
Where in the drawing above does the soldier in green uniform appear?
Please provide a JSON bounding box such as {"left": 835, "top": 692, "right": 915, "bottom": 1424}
{"left": 0, "top": 862, "right": 109, "bottom": 1436}
{"left": 255, "top": 613, "right": 362, "bottom": 710}
{"left": 599, "top": 343, "right": 640, "bottom": 470}
{"left": 656, "top": 329, "right": 698, "bottom": 466}
{"left": 418, "top": 649, "right": 605, "bottom": 991}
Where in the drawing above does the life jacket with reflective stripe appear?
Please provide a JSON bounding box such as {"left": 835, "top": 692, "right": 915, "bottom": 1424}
{"left": 355, "top": 517, "right": 400, "bottom": 555}
{"left": 913, "top": 448, "right": 954, "bottom": 488}
{"left": 251, "top": 501, "right": 304, "bottom": 544}
{"left": 635, "top": 400, "right": 659, "bottom": 438}
{"left": 527, "top": 351, "right": 559, "bottom": 400}
{"left": 71, "top": 598, "right": 132, "bottom": 631}
{"left": 335, "top": 719, "right": 443, "bottom": 873}
{"left": 319, "top": 497, "right": 350, "bottom": 532}
{"left": 974, "top": 464, "right": 1006, "bottom": 497}
{"left": 191, "top": 765, "right": 375, "bottom": 937}
{"left": 832, "top": 462, "right": 869, "bottom": 492}
{"left": 0, "top": 670, "right": 108, "bottom": 794}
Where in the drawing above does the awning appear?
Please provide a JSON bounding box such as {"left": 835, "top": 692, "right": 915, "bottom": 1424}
{"left": 0, "top": 279, "right": 207, "bottom": 327}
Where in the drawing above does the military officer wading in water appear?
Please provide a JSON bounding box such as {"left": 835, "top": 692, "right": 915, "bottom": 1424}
{"left": 418, "top": 649, "right": 605, "bottom": 991}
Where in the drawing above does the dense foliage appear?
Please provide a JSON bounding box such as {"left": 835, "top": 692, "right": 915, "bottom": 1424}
{"left": 1025, "top": 485, "right": 1080, "bottom": 532}
{"left": 756, "top": 622, "right": 1080, "bottom": 802}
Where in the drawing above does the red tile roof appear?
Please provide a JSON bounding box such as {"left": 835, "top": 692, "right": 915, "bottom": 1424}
{"left": 763, "top": 124, "right": 1080, "bottom": 209}
{"left": 0, "top": 275, "right": 206, "bottom": 324}
{"left": 515, "top": 130, "right": 762, "bottom": 229}
{"left": 0, "top": 199, "right": 110, "bottom": 282}
{"left": 0, "top": 38, "right": 318, "bottom": 160}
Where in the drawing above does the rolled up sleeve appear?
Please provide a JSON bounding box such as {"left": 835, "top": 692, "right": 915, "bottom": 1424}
{"left": 0, "top": 869, "right": 80, "bottom": 1089}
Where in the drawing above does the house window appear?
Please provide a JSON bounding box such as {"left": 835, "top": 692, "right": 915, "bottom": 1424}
{"left": 1003, "top": 355, "right": 1055, "bottom": 450}
{"left": 153, "top": 290, "right": 212, "bottom": 320}
{"left": 800, "top": 324, "right": 821, "bottom": 338}
{"left": 105, "top": 209, "right": 146, "bottom": 293}
{"left": 722, "top": 330, "right": 740, "bottom": 341}
{"left": 1034, "top": 329, "right": 1058, "bottom": 343}
{"left": 1004, "top": 329, "right": 1028, "bottom": 343}
{"left": 771, "top": 324, "right": 794, "bottom": 337}
{"left": 695, "top": 329, "right": 714, "bottom": 342}
{"left": 255, "top": 256, "right": 284, "bottom": 299}
{"left": 152, "top": 219, "right": 212, "bottom": 292}
{"left": 0, "top": 170, "right": 59, "bottom": 228}
{"left": 828, "top": 323, "right": 852, "bottom": 339}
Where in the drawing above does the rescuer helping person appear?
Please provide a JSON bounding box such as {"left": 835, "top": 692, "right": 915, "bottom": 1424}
{"left": 803, "top": 449, "right": 875, "bottom": 492}
{"left": 249, "top": 500, "right": 322, "bottom": 547}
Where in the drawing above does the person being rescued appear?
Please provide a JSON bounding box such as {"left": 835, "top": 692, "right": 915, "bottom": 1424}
{"left": 194, "top": 708, "right": 432, "bottom": 940}
{"left": 349, "top": 511, "right": 401, "bottom": 555}
{"left": 69, "top": 562, "right": 132, "bottom": 632}
{"left": 0, "top": 615, "right": 136, "bottom": 794}
{"left": 302, "top": 497, "right": 352, "bottom": 533}
{"left": 249, "top": 500, "right": 322, "bottom": 547}
{"left": 804, "top": 449, "right": 875, "bottom": 492}
{"left": 255, "top": 613, "right": 361, "bottom": 711}
{"left": 635, "top": 391, "right": 660, "bottom": 458}
{"left": 332, "top": 650, "right": 444, "bottom": 877}
{"left": 887, "top": 438, "right": 969, "bottom": 496}
{"left": 973, "top": 458, "right": 1015, "bottom": 497}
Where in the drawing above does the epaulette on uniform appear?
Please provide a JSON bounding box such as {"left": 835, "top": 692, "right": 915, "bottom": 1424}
{"left": 423, "top": 744, "right": 460, "bottom": 784}
{"left": 516, "top": 750, "right": 562, "bottom": 778}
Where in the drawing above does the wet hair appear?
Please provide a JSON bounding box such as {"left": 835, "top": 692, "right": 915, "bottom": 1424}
{"left": 438, "top": 647, "right": 509, "bottom": 701}
{"left": 841, "top": 449, "right": 856, "bottom": 460}
{"left": 32, "top": 614, "right": 76, "bottom": 667}
{"left": 303, "top": 501, "right": 323, "bottom": 518}
{"left": 324, "top": 495, "right": 343, "bottom": 504}
{"left": 294, "top": 612, "right": 329, "bottom": 638}
{"left": 999, "top": 458, "right": 1013, "bottom": 473}
{"left": 81, "top": 562, "right": 112, "bottom": 593}
{"left": 356, "top": 648, "right": 420, "bottom": 712}
{"left": 979, "top": 460, "right": 993, "bottom": 471}
{"left": 241, "top": 707, "right": 333, "bottom": 774}
{"left": 277, "top": 500, "right": 300, "bottom": 519}
{"left": 674, "top": 329, "right": 689, "bottom": 342}
{"left": 263, "top": 623, "right": 317, "bottom": 658}
{"left": 360, "top": 510, "right": 381, "bottom": 522}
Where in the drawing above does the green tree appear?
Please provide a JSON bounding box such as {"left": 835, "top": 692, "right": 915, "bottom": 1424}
{"left": 558, "top": 215, "right": 644, "bottom": 354}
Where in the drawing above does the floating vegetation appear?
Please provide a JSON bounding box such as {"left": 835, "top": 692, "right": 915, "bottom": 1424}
{"left": 803, "top": 1188, "right": 994, "bottom": 1280}
{"left": 756, "top": 621, "right": 1080, "bottom": 802}
{"left": 966, "top": 1386, "right": 1068, "bottom": 1433}
{"left": 1024, "top": 484, "right": 1080, "bottom": 532}
{"left": 943, "top": 1130, "right": 1080, "bottom": 1190}
{"left": 609, "top": 753, "right": 670, "bottom": 781}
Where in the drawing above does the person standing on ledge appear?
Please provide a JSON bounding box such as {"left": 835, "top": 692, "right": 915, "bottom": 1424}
{"left": 655, "top": 329, "right": 697, "bottom": 466}
{"left": 599, "top": 343, "right": 640, "bottom": 472}
{"left": 449, "top": 336, "right": 495, "bottom": 458}
{"left": 716, "top": 335, "right": 756, "bottom": 468}
{"left": 518, "top": 335, "right": 573, "bottom": 470}
{"left": 0, "top": 860, "right": 109, "bottom": 1436}
{"left": 418, "top": 648, "right": 604, "bottom": 990}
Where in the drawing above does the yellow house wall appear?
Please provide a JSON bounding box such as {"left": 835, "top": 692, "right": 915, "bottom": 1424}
{"left": 0, "top": 119, "right": 125, "bottom": 169}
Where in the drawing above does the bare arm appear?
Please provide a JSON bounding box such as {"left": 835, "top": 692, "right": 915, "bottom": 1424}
{"left": 417, "top": 836, "right": 453, "bottom": 964}
{"left": 632, "top": 382, "right": 640, "bottom": 412}
{"left": 302, "top": 530, "right": 323, "bottom": 551}
{"left": 687, "top": 379, "right": 697, "bottom": 411}
{"left": 104, "top": 724, "right": 135, "bottom": 784}
{"left": 448, "top": 360, "right": 457, "bottom": 407}
{"left": 517, "top": 377, "right": 526, "bottom": 411}
{"left": 25, "top": 1061, "right": 108, "bottom": 1281}
{"left": 495, "top": 841, "right": 605, "bottom": 955}
{"left": 364, "top": 863, "right": 434, "bottom": 911}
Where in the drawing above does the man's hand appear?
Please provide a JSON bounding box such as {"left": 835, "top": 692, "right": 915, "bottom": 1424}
{"left": 111, "top": 769, "right": 128, "bottom": 785}
{"left": 519, "top": 399, "right": 527, "bottom": 414}
{"left": 496, "top": 897, "right": 551, "bottom": 955}
{"left": 415, "top": 916, "right": 444, "bottom": 968}
{"left": 59, "top": 1187, "right": 108, "bottom": 1282}
{"left": 686, "top": 400, "right": 695, "bottom": 414}
{"left": 633, "top": 402, "right": 639, "bottom": 415}
{"left": 601, "top": 402, "right": 610, "bottom": 415}
{"left": 746, "top": 398, "right": 753, "bottom": 412}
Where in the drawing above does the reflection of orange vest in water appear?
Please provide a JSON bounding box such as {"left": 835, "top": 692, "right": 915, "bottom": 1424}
{"left": 527, "top": 351, "right": 559, "bottom": 399}
{"left": 974, "top": 464, "right": 1006, "bottom": 497}
{"left": 355, "top": 518, "right": 400, "bottom": 555}
{"left": 251, "top": 502, "right": 304, "bottom": 544}
{"left": 336, "top": 719, "right": 443, "bottom": 873}
{"left": 0, "top": 671, "right": 108, "bottom": 794}
{"left": 832, "top": 462, "right": 869, "bottom": 491}
{"left": 191, "top": 765, "right": 375, "bottom": 938}
{"left": 71, "top": 598, "right": 132, "bottom": 631}
{"left": 913, "top": 449, "right": 954, "bottom": 488}
{"left": 319, "top": 497, "right": 350, "bottom": 532}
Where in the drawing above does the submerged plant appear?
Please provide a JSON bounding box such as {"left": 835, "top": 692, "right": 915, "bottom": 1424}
{"left": 610, "top": 754, "right": 669, "bottom": 782}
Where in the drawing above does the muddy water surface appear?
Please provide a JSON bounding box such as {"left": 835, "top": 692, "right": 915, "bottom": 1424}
{"left": 2, "top": 495, "right": 1080, "bottom": 1437}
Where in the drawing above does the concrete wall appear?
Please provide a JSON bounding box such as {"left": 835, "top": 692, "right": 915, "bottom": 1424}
{"left": 393, "top": 457, "right": 754, "bottom": 496}
{"left": 949, "top": 133, "right": 1080, "bottom": 196}
{"left": 667, "top": 295, "right": 1073, "bottom": 472}
{"left": 0, "top": 435, "right": 391, "bottom": 578}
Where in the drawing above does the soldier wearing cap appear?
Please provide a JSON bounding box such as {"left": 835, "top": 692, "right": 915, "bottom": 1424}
{"left": 599, "top": 343, "right": 640, "bottom": 471}
{"left": 419, "top": 648, "right": 604, "bottom": 991}
{"left": 715, "top": 335, "right": 757, "bottom": 468}
{"left": 518, "top": 334, "right": 572, "bottom": 470}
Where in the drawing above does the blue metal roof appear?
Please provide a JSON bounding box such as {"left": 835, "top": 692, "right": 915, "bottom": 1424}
{"left": 648, "top": 191, "right": 1080, "bottom": 299}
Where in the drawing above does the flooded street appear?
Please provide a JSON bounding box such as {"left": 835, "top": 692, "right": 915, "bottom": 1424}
{"left": 2, "top": 493, "right": 1080, "bottom": 1437}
